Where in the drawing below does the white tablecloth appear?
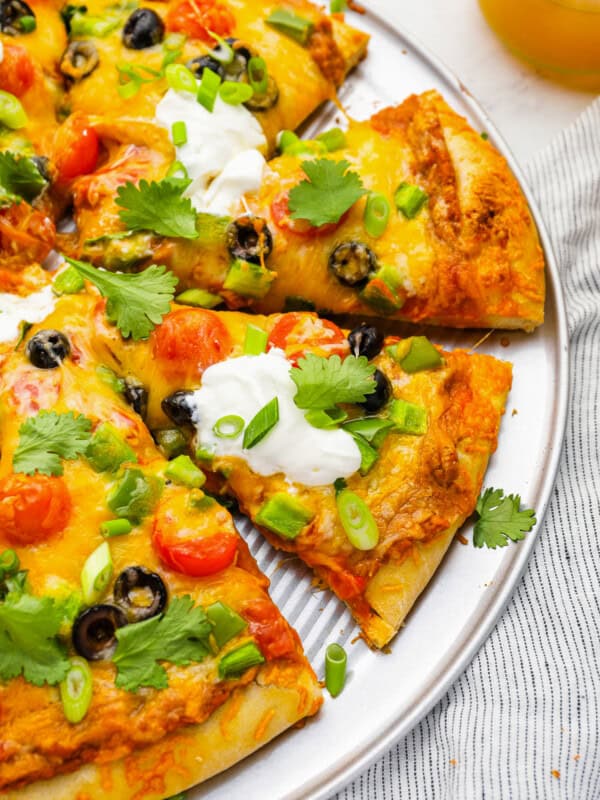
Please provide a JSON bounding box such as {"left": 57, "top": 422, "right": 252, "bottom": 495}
{"left": 334, "top": 98, "right": 600, "bottom": 800}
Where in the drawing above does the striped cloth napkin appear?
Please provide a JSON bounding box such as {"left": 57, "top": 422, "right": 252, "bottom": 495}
{"left": 334, "top": 98, "right": 600, "bottom": 800}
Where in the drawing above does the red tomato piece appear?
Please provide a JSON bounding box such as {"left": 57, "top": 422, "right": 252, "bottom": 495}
{"left": 153, "top": 522, "right": 238, "bottom": 577}
{"left": 151, "top": 307, "right": 232, "bottom": 380}
{"left": 268, "top": 312, "right": 348, "bottom": 364}
{"left": 327, "top": 568, "right": 367, "bottom": 600}
{"left": 270, "top": 191, "right": 343, "bottom": 237}
{"left": 0, "top": 44, "right": 35, "bottom": 97}
{"left": 165, "top": 0, "right": 235, "bottom": 43}
{"left": 243, "top": 598, "right": 297, "bottom": 660}
{"left": 53, "top": 115, "right": 100, "bottom": 185}
{"left": 0, "top": 474, "right": 71, "bottom": 546}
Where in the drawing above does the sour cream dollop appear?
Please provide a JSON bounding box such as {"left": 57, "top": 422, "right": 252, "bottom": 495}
{"left": 154, "top": 91, "right": 267, "bottom": 215}
{"left": 191, "top": 350, "right": 362, "bottom": 487}
{"left": 0, "top": 287, "right": 56, "bottom": 343}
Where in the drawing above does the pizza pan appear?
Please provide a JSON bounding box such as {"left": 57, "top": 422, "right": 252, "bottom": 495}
{"left": 193, "top": 4, "right": 569, "bottom": 798}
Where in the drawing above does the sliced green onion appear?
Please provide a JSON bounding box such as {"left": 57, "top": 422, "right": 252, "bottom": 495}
{"left": 391, "top": 336, "right": 443, "bottom": 373}
{"left": 154, "top": 428, "right": 187, "bottom": 459}
{"left": 266, "top": 8, "right": 314, "bottom": 45}
{"left": 100, "top": 518, "right": 132, "bottom": 538}
{"left": 18, "top": 14, "right": 36, "bottom": 32}
{"left": 218, "top": 641, "right": 265, "bottom": 679}
{"left": 255, "top": 493, "right": 314, "bottom": 540}
{"left": 171, "top": 120, "right": 188, "bottom": 146}
{"left": 285, "top": 139, "right": 327, "bottom": 157}
{"left": 96, "top": 365, "right": 125, "bottom": 394}
{"left": 165, "top": 63, "right": 198, "bottom": 94}
{"left": 197, "top": 67, "right": 221, "bottom": 112}
{"left": 166, "top": 159, "right": 189, "bottom": 180}
{"left": 305, "top": 408, "right": 348, "bottom": 429}
{"left": 70, "top": 12, "right": 119, "bottom": 36}
{"left": 53, "top": 266, "right": 85, "bottom": 295}
{"left": 325, "top": 643, "right": 347, "bottom": 697}
{"left": 0, "top": 548, "right": 19, "bottom": 577}
{"left": 107, "top": 468, "right": 162, "bottom": 523}
{"left": 206, "top": 601, "right": 247, "bottom": 649}
{"left": 243, "top": 323, "right": 268, "bottom": 355}
{"left": 0, "top": 90, "right": 27, "bottom": 129}
{"left": 364, "top": 192, "right": 391, "bottom": 238}
{"left": 81, "top": 542, "right": 113, "bottom": 604}
{"left": 165, "top": 454, "right": 206, "bottom": 489}
{"left": 336, "top": 489, "right": 379, "bottom": 550}
{"left": 117, "top": 79, "right": 141, "bottom": 99}
{"left": 188, "top": 490, "right": 216, "bottom": 511}
{"left": 60, "top": 657, "right": 93, "bottom": 723}
{"left": 219, "top": 81, "right": 254, "bottom": 105}
{"left": 195, "top": 443, "right": 216, "bottom": 462}
{"left": 213, "top": 414, "right": 244, "bottom": 439}
{"left": 316, "top": 127, "right": 347, "bottom": 152}
{"left": 175, "top": 288, "right": 222, "bottom": 308}
{"left": 389, "top": 398, "right": 428, "bottom": 435}
{"left": 278, "top": 129, "right": 299, "bottom": 152}
{"left": 208, "top": 34, "right": 234, "bottom": 65}
{"left": 247, "top": 56, "right": 268, "bottom": 95}
{"left": 350, "top": 433, "right": 379, "bottom": 475}
{"left": 394, "top": 182, "right": 428, "bottom": 219}
{"left": 342, "top": 417, "right": 395, "bottom": 445}
{"left": 243, "top": 397, "right": 279, "bottom": 449}
{"left": 85, "top": 423, "right": 137, "bottom": 473}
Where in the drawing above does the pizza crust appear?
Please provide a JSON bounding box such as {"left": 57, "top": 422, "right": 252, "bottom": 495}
{"left": 5, "top": 669, "right": 322, "bottom": 800}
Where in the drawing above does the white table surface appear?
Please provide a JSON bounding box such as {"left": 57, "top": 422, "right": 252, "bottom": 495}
{"left": 365, "top": 0, "right": 596, "bottom": 165}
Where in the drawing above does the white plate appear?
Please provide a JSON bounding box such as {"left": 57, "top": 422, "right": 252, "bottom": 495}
{"left": 193, "top": 5, "right": 568, "bottom": 799}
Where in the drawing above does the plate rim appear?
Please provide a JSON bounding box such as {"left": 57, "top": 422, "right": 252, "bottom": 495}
{"left": 291, "top": 4, "right": 570, "bottom": 798}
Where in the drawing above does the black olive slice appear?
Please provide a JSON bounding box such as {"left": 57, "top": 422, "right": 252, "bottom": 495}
{"left": 122, "top": 7, "right": 164, "bottom": 49}
{"left": 186, "top": 54, "right": 225, "bottom": 81}
{"left": 161, "top": 390, "right": 196, "bottom": 427}
{"left": 348, "top": 323, "right": 384, "bottom": 360}
{"left": 226, "top": 216, "right": 273, "bottom": 265}
{"left": 113, "top": 566, "right": 167, "bottom": 622}
{"left": 0, "top": 0, "right": 35, "bottom": 35}
{"left": 72, "top": 604, "right": 128, "bottom": 661}
{"left": 244, "top": 75, "right": 279, "bottom": 112}
{"left": 223, "top": 37, "right": 252, "bottom": 80}
{"left": 329, "top": 242, "right": 377, "bottom": 287}
{"left": 359, "top": 368, "right": 391, "bottom": 413}
{"left": 124, "top": 376, "right": 148, "bottom": 420}
{"left": 60, "top": 41, "right": 99, "bottom": 81}
{"left": 26, "top": 329, "right": 70, "bottom": 369}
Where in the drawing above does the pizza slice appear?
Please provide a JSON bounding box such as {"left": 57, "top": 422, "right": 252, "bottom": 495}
{"left": 80, "top": 261, "right": 513, "bottom": 648}
{"left": 60, "top": 0, "right": 368, "bottom": 144}
{"left": 62, "top": 90, "right": 544, "bottom": 331}
{"left": 0, "top": 289, "right": 322, "bottom": 798}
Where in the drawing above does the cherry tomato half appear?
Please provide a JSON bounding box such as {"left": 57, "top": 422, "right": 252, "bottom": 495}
{"left": 243, "top": 598, "right": 297, "bottom": 660}
{"left": 268, "top": 312, "right": 348, "bottom": 364}
{"left": 270, "top": 191, "right": 343, "bottom": 237}
{"left": 53, "top": 115, "right": 100, "bottom": 185}
{"left": 0, "top": 473, "right": 71, "bottom": 546}
{"left": 153, "top": 523, "right": 238, "bottom": 577}
{"left": 0, "top": 44, "right": 35, "bottom": 97}
{"left": 151, "top": 307, "right": 232, "bottom": 381}
{"left": 165, "top": 0, "right": 235, "bottom": 43}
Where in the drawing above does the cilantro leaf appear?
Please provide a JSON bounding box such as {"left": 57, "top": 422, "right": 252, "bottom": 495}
{"left": 0, "top": 592, "right": 70, "bottom": 686}
{"left": 290, "top": 353, "right": 376, "bottom": 410}
{"left": 288, "top": 158, "right": 366, "bottom": 227}
{"left": 13, "top": 410, "right": 93, "bottom": 476}
{"left": 113, "top": 595, "right": 212, "bottom": 692}
{"left": 116, "top": 178, "right": 199, "bottom": 240}
{"left": 0, "top": 152, "right": 47, "bottom": 205}
{"left": 66, "top": 257, "right": 178, "bottom": 340}
{"left": 473, "top": 487, "right": 536, "bottom": 549}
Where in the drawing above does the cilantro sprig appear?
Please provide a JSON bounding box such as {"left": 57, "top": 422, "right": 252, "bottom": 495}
{"left": 113, "top": 595, "right": 212, "bottom": 691}
{"left": 66, "top": 257, "right": 178, "bottom": 340}
{"left": 290, "top": 353, "right": 376, "bottom": 410}
{"left": 116, "top": 178, "right": 199, "bottom": 240}
{"left": 13, "top": 410, "right": 93, "bottom": 476}
{"left": 0, "top": 152, "right": 47, "bottom": 206}
{"left": 288, "top": 158, "right": 366, "bottom": 227}
{"left": 473, "top": 488, "right": 536, "bottom": 549}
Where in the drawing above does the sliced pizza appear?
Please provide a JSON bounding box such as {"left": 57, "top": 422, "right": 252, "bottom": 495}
{"left": 79, "top": 262, "right": 513, "bottom": 648}
{"left": 0, "top": 289, "right": 322, "bottom": 798}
